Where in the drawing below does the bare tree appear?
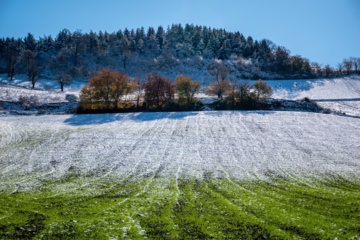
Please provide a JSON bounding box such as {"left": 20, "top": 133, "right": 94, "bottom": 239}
{"left": 206, "top": 79, "right": 231, "bottom": 100}
{"left": 57, "top": 74, "right": 71, "bottom": 92}
{"left": 134, "top": 77, "right": 144, "bottom": 109}
{"left": 337, "top": 63, "right": 343, "bottom": 75}
{"left": 343, "top": 59, "right": 353, "bottom": 75}
{"left": 53, "top": 51, "right": 72, "bottom": 91}
{"left": 323, "top": 64, "right": 333, "bottom": 77}
{"left": 206, "top": 62, "right": 231, "bottom": 99}
{"left": 207, "top": 62, "right": 230, "bottom": 82}
{"left": 23, "top": 50, "right": 39, "bottom": 89}
{"left": 350, "top": 57, "right": 359, "bottom": 74}
{"left": 238, "top": 81, "right": 252, "bottom": 101}
{"left": 311, "top": 62, "right": 322, "bottom": 77}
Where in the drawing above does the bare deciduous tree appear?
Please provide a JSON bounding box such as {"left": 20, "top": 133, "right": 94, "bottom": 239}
{"left": 207, "top": 62, "right": 230, "bottom": 82}
{"left": 337, "top": 63, "right": 343, "bottom": 75}
{"left": 206, "top": 62, "right": 231, "bottom": 100}
{"left": 343, "top": 59, "right": 353, "bottom": 75}
{"left": 350, "top": 57, "right": 359, "bottom": 74}
{"left": 206, "top": 79, "right": 231, "bottom": 100}
{"left": 57, "top": 74, "right": 71, "bottom": 92}
{"left": 23, "top": 50, "right": 39, "bottom": 89}
{"left": 54, "top": 51, "right": 72, "bottom": 91}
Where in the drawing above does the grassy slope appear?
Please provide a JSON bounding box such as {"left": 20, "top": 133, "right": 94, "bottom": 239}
{"left": 1, "top": 176, "right": 359, "bottom": 239}
{"left": 1, "top": 111, "right": 359, "bottom": 239}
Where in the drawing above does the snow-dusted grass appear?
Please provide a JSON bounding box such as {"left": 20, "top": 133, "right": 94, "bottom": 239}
{"left": 1, "top": 75, "right": 360, "bottom": 238}
{"left": 1, "top": 111, "right": 359, "bottom": 193}
{"left": 1, "top": 177, "right": 359, "bottom": 239}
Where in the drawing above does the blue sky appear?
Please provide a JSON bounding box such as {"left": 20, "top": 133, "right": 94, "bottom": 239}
{"left": 0, "top": 0, "right": 359, "bottom": 67}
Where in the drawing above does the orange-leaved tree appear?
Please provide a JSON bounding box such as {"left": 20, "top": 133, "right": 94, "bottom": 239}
{"left": 175, "top": 75, "right": 201, "bottom": 105}
{"left": 79, "top": 69, "right": 135, "bottom": 110}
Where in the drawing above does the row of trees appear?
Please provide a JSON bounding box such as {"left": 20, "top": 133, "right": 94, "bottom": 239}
{"left": 310, "top": 57, "right": 360, "bottom": 78}
{"left": 78, "top": 68, "right": 273, "bottom": 112}
{"left": 337, "top": 57, "right": 360, "bottom": 75}
{"left": 2, "top": 24, "right": 358, "bottom": 86}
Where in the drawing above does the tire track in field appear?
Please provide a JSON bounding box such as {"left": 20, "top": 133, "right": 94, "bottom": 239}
{"left": 90, "top": 119, "right": 147, "bottom": 179}
{"left": 280, "top": 113, "right": 360, "bottom": 180}
{"left": 206, "top": 178, "right": 334, "bottom": 236}
{"left": 1, "top": 119, "right": 66, "bottom": 191}
{"left": 58, "top": 118, "right": 155, "bottom": 193}
{"left": 99, "top": 117, "right": 181, "bottom": 233}
{"left": 260, "top": 113, "right": 310, "bottom": 183}
{"left": 126, "top": 117, "right": 173, "bottom": 179}
{"left": 236, "top": 113, "right": 288, "bottom": 180}
{"left": 118, "top": 115, "right": 191, "bottom": 234}
{"left": 218, "top": 112, "right": 257, "bottom": 180}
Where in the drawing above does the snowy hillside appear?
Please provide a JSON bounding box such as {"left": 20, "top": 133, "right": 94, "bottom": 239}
{"left": 267, "top": 76, "right": 360, "bottom": 116}
{"left": 269, "top": 76, "right": 360, "bottom": 100}
{"left": 0, "top": 74, "right": 85, "bottom": 102}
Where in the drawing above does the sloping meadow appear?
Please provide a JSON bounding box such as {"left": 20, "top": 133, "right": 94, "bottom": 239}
{"left": 1, "top": 111, "right": 359, "bottom": 239}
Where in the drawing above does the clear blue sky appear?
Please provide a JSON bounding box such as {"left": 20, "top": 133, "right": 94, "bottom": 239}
{"left": 0, "top": 0, "right": 359, "bottom": 67}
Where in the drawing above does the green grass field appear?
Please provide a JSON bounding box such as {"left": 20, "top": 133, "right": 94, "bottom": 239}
{"left": 1, "top": 175, "right": 359, "bottom": 239}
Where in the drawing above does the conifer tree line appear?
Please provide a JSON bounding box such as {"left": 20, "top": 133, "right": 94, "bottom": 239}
{"left": 1, "top": 24, "right": 359, "bottom": 87}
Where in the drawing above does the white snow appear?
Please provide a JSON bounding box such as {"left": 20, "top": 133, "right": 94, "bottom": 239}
{"left": 269, "top": 76, "right": 360, "bottom": 100}
{"left": 0, "top": 111, "right": 359, "bottom": 192}
{"left": 259, "top": 76, "right": 360, "bottom": 116}
{"left": 0, "top": 74, "right": 85, "bottom": 103}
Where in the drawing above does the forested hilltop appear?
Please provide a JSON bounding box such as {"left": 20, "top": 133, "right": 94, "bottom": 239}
{"left": 1, "top": 24, "right": 359, "bottom": 82}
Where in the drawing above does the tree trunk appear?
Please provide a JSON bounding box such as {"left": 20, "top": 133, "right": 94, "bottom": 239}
{"left": 114, "top": 100, "right": 118, "bottom": 110}
{"left": 123, "top": 56, "right": 127, "bottom": 69}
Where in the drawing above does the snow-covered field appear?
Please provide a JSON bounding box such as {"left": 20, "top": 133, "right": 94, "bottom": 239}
{"left": 268, "top": 76, "right": 360, "bottom": 116}
{"left": 0, "top": 74, "right": 359, "bottom": 193}
{"left": 1, "top": 111, "right": 359, "bottom": 192}
{"left": 0, "top": 74, "right": 85, "bottom": 103}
